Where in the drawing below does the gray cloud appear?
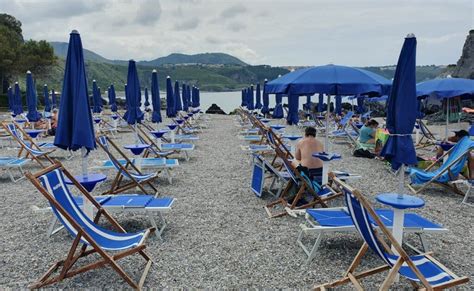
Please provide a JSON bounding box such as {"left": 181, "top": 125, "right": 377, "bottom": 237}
{"left": 174, "top": 17, "right": 200, "bottom": 31}
{"left": 135, "top": 0, "right": 162, "bottom": 25}
{"left": 227, "top": 21, "right": 246, "bottom": 32}
{"left": 220, "top": 3, "right": 247, "bottom": 19}
{"left": 205, "top": 36, "right": 223, "bottom": 45}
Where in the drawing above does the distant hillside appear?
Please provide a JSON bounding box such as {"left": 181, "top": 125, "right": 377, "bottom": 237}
{"left": 363, "top": 65, "right": 448, "bottom": 83}
{"left": 49, "top": 42, "right": 247, "bottom": 66}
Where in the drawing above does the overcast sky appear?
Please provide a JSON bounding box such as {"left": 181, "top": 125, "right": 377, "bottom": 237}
{"left": 1, "top": 0, "right": 472, "bottom": 66}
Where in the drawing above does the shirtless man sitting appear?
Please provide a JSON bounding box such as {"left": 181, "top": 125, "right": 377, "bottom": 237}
{"left": 292, "top": 127, "right": 324, "bottom": 183}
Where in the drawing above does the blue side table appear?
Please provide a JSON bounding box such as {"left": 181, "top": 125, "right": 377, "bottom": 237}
{"left": 312, "top": 152, "right": 342, "bottom": 185}
{"left": 167, "top": 124, "right": 178, "bottom": 143}
{"left": 65, "top": 173, "right": 107, "bottom": 218}
{"left": 150, "top": 129, "right": 169, "bottom": 148}
{"left": 270, "top": 124, "right": 285, "bottom": 131}
{"left": 124, "top": 144, "right": 150, "bottom": 173}
{"left": 24, "top": 129, "right": 45, "bottom": 139}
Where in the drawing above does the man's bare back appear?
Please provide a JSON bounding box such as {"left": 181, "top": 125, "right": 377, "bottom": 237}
{"left": 294, "top": 136, "right": 324, "bottom": 169}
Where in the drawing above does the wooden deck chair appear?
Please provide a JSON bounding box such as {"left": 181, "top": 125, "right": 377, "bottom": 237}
{"left": 416, "top": 119, "right": 439, "bottom": 148}
{"left": 264, "top": 147, "right": 341, "bottom": 218}
{"left": 2, "top": 121, "right": 55, "bottom": 168}
{"left": 315, "top": 177, "right": 469, "bottom": 290}
{"left": 96, "top": 135, "right": 158, "bottom": 195}
{"left": 137, "top": 126, "right": 194, "bottom": 161}
{"left": 25, "top": 162, "right": 155, "bottom": 289}
{"left": 408, "top": 136, "right": 474, "bottom": 196}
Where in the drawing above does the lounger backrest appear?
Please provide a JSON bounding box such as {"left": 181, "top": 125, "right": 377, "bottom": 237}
{"left": 299, "top": 171, "right": 322, "bottom": 193}
{"left": 437, "top": 137, "right": 474, "bottom": 175}
{"left": 281, "top": 158, "right": 298, "bottom": 184}
{"left": 38, "top": 169, "right": 143, "bottom": 248}
{"left": 6, "top": 123, "right": 44, "bottom": 156}
{"left": 97, "top": 136, "right": 129, "bottom": 176}
{"left": 339, "top": 111, "right": 354, "bottom": 127}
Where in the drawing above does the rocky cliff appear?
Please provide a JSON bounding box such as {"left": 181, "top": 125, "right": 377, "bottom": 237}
{"left": 453, "top": 30, "right": 474, "bottom": 79}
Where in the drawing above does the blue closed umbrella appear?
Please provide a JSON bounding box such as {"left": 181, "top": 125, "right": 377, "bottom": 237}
{"left": 166, "top": 76, "right": 175, "bottom": 117}
{"left": 144, "top": 87, "right": 150, "bottom": 107}
{"left": 7, "top": 86, "right": 13, "bottom": 112}
{"left": 14, "top": 82, "right": 23, "bottom": 115}
{"left": 287, "top": 94, "right": 299, "bottom": 125}
{"left": 54, "top": 30, "right": 96, "bottom": 155}
{"left": 335, "top": 95, "right": 342, "bottom": 115}
{"left": 191, "top": 86, "right": 198, "bottom": 108}
{"left": 51, "top": 89, "right": 57, "bottom": 109}
{"left": 182, "top": 84, "right": 188, "bottom": 112}
{"left": 241, "top": 89, "right": 246, "bottom": 107}
{"left": 109, "top": 84, "right": 117, "bottom": 112}
{"left": 304, "top": 95, "right": 312, "bottom": 111}
{"left": 92, "top": 80, "right": 101, "bottom": 113}
{"left": 26, "top": 71, "right": 42, "bottom": 122}
{"left": 174, "top": 81, "right": 182, "bottom": 112}
{"left": 98, "top": 87, "right": 103, "bottom": 111}
{"left": 255, "top": 83, "right": 262, "bottom": 109}
{"left": 124, "top": 60, "right": 144, "bottom": 125}
{"left": 317, "top": 93, "right": 324, "bottom": 112}
{"left": 272, "top": 93, "right": 284, "bottom": 118}
{"left": 261, "top": 80, "right": 270, "bottom": 114}
{"left": 247, "top": 86, "right": 254, "bottom": 110}
{"left": 356, "top": 95, "right": 366, "bottom": 113}
{"left": 151, "top": 69, "right": 162, "bottom": 123}
{"left": 381, "top": 34, "right": 418, "bottom": 171}
{"left": 43, "top": 84, "right": 51, "bottom": 113}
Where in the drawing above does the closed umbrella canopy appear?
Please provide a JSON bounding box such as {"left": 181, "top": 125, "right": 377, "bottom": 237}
{"left": 356, "top": 95, "right": 366, "bottom": 113}
{"left": 51, "top": 89, "right": 57, "bottom": 109}
{"left": 109, "top": 84, "right": 117, "bottom": 112}
{"left": 7, "top": 86, "right": 13, "bottom": 112}
{"left": 124, "top": 60, "right": 143, "bottom": 124}
{"left": 335, "top": 95, "right": 342, "bottom": 115}
{"left": 43, "top": 84, "right": 51, "bottom": 112}
{"left": 174, "top": 81, "right": 182, "bottom": 112}
{"left": 261, "top": 80, "right": 270, "bottom": 114}
{"left": 247, "top": 86, "right": 254, "bottom": 110}
{"left": 381, "top": 34, "right": 418, "bottom": 170}
{"left": 287, "top": 94, "right": 299, "bottom": 125}
{"left": 255, "top": 83, "right": 262, "bottom": 109}
{"left": 54, "top": 30, "right": 95, "bottom": 152}
{"left": 14, "top": 82, "right": 23, "bottom": 115}
{"left": 265, "top": 64, "right": 391, "bottom": 96}
{"left": 151, "top": 69, "right": 162, "bottom": 123}
{"left": 196, "top": 87, "right": 200, "bottom": 107}
{"left": 92, "top": 80, "right": 101, "bottom": 113}
{"left": 272, "top": 93, "right": 284, "bottom": 118}
{"left": 182, "top": 84, "right": 188, "bottom": 112}
{"left": 166, "top": 76, "right": 175, "bottom": 117}
{"left": 304, "top": 95, "right": 312, "bottom": 111}
{"left": 26, "top": 71, "right": 42, "bottom": 122}
{"left": 241, "top": 89, "right": 246, "bottom": 107}
{"left": 144, "top": 87, "right": 150, "bottom": 107}
{"left": 191, "top": 86, "right": 198, "bottom": 108}
{"left": 416, "top": 78, "right": 474, "bottom": 99}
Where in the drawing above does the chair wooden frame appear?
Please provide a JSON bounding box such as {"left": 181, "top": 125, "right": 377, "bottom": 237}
{"left": 25, "top": 162, "right": 155, "bottom": 289}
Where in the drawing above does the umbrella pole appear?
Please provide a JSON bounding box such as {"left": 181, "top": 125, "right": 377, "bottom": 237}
{"left": 445, "top": 98, "right": 449, "bottom": 139}
{"left": 81, "top": 147, "right": 89, "bottom": 177}
{"left": 81, "top": 146, "right": 94, "bottom": 218}
{"left": 398, "top": 164, "right": 405, "bottom": 198}
{"left": 325, "top": 95, "right": 330, "bottom": 152}
{"left": 134, "top": 123, "right": 139, "bottom": 144}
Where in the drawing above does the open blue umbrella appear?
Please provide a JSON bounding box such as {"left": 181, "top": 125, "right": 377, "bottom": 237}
{"left": 255, "top": 83, "right": 262, "bottom": 109}
{"left": 317, "top": 93, "right": 324, "bottom": 112}
{"left": 151, "top": 69, "right": 162, "bottom": 123}
{"left": 54, "top": 30, "right": 95, "bottom": 167}
{"left": 51, "top": 89, "right": 57, "bottom": 109}
{"left": 287, "top": 94, "right": 299, "bottom": 125}
{"left": 261, "top": 80, "right": 270, "bottom": 114}
{"left": 416, "top": 78, "right": 474, "bottom": 99}
{"left": 381, "top": 34, "right": 418, "bottom": 173}
{"left": 26, "top": 71, "right": 42, "bottom": 122}
{"left": 335, "top": 95, "right": 342, "bottom": 115}
{"left": 14, "top": 82, "right": 23, "bottom": 115}
{"left": 144, "top": 87, "right": 150, "bottom": 107}
{"left": 247, "top": 86, "right": 254, "bottom": 110}
{"left": 7, "top": 86, "right": 13, "bottom": 113}
{"left": 109, "top": 84, "right": 117, "bottom": 112}
{"left": 166, "top": 76, "right": 175, "bottom": 117}
{"left": 182, "top": 84, "right": 188, "bottom": 112}
{"left": 125, "top": 60, "right": 144, "bottom": 127}
{"left": 272, "top": 93, "right": 284, "bottom": 118}
{"left": 43, "top": 84, "right": 51, "bottom": 113}
{"left": 174, "top": 81, "right": 182, "bottom": 112}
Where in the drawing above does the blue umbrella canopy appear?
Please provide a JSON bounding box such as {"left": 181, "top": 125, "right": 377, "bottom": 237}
{"left": 416, "top": 78, "right": 474, "bottom": 99}
{"left": 144, "top": 87, "right": 150, "bottom": 107}
{"left": 266, "top": 64, "right": 391, "bottom": 96}
{"left": 380, "top": 34, "right": 418, "bottom": 170}
{"left": 151, "top": 69, "right": 162, "bottom": 123}
{"left": 54, "top": 30, "right": 95, "bottom": 152}
{"left": 356, "top": 95, "right": 366, "bottom": 113}
{"left": 124, "top": 60, "right": 143, "bottom": 124}
{"left": 26, "top": 71, "right": 42, "bottom": 122}
{"left": 166, "top": 76, "right": 175, "bottom": 117}
{"left": 7, "top": 86, "right": 13, "bottom": 112}
{"left": 261, "top": 80, "right": 270, "bottom": 114}
{"left": 174, "top": 81, "right": 182, "bottom": 112}
{"left": 255, "top": 83, "right": 262, "bottom": 109}
{"left": 317, "top": 93, "right": 324, "bottom": 112}
{"left": 272, "top": 93, "right": 284, "bottom": 118}
{"left": 14, "top": 82, "right": 23, "bottom": 115}
{"left": 98, "top": 87, "right": 103, "bottom": 110}
{"left": 182, "top": 84, "right": 188, "bottom": 112}
{"left": 241, "top": 89, "right": 247, "bottom": 107}
{"left": 191, "top": 86, "right": 198, "bottom": 108}
{"left": 43, "top": 84, "right": 51, "bottom": 112}
{"left": 51, "top": 89, "right": 57, "bottom": 109}
{"left": 247, "top": 86, "right": 254, "bottom": 110}
{"left": 92, "top": 80, "right": 101, "bottom": 113}
{"left": 287, "top": 94, "right": 299, "bottom": 125}
{"left": 335, "top": 95, "right": 342, "bottom": 115}
{"left": 109, "top": 84, "right": 117, "bottom": 112}
{"left": 196, "top": 88, "right": 200, "bottom": 107}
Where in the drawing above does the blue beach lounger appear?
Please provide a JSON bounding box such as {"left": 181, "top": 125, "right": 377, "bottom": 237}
{"left": 25, "top": 162, "right": 155, "bottom": 289}
{"left": 315, "top": 177, "right": 469, "bottom": 290}
{"left": 0, "top": 156, "right": 30, "bottom": 182}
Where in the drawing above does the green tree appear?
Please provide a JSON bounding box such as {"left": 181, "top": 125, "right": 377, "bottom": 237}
{"left": 18, "top": 40, "right": 57, "bottom": 80}
{"left": 0, "top": 14, "right": 23, "bottom": 92}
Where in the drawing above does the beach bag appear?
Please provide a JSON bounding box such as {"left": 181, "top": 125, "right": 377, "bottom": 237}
{"left": 353, "top": 148, "right": 375, "bottom": 159}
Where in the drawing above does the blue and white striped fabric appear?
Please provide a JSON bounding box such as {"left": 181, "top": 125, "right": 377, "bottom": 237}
{"left": 343, "top": 188, "right": 454, "bottom": 285}
{"left": 161, "top": 143, "right": 194, "bottom": 150}
{"left": 281, "top": 160, "right": 333, "bottom": 198}
{"left": 38, "top": 169, "right": 146, "bottom": 250}
{"left": 6, "top": 123, "right": 45, "bottom": 156}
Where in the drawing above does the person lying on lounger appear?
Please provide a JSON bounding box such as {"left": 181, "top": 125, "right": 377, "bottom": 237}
{"left": 292, "top": 127, "right": 324, "bottom": 184}
{"left": 436, "top": 129, "right": 474, "bottom": 179}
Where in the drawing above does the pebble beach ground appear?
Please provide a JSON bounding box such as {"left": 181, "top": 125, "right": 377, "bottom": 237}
{"left": 0, "top": 113, "right": 472, "bottom": 289}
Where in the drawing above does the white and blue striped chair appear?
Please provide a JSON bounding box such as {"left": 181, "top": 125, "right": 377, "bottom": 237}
{"left": 316, "top": 177, "right": 469, "bottom": 290}
{"left": 0, "top": 156, "right": 30, "bottom": 182}
{"left": 26, "top": 162, "right": 154, "bottom": 289}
